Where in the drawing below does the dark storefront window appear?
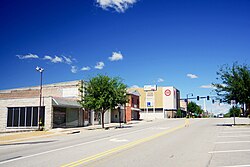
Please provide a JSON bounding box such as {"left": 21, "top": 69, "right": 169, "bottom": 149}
{"left": 32, "top": 107, "right": 38, "bottom": 126}
{"left": 7, "top": 106, "right": 45, "bottom": 128}
{"left": 13, "top": 108, "right": 19, "bottom": 127}
{"left": 20, "top": 107, "right": 25, "bottom": 126}
{"left": 53, "top": 107, "right": 66, "bottom": 127}
{"left": 7, "top": 108, "right": 13, "bottom": 127}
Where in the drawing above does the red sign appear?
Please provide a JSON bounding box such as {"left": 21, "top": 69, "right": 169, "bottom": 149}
{"left": 165, "top": 89, "right": 171, "bottom": 96}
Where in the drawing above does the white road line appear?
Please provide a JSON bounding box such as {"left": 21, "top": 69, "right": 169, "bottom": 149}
{"left": 215, "top": 141, "right": 250, "bottom": 144}
{"left": 0, "top": 124, "right": 174, "bottom": 164}
{"left": 221, "top": 131, "right": 250, "bottom": 134}
{"left": 218, "top": 135, "right": 250, "bottom": 138}
{"left": 209, "top": 149, "right": 250, "bottom": 154}
{"left": 109, "top": 138, "right": 128, "bottom": 142}
{"left": 218, "top": 164, "right": 250, "bottom": 167}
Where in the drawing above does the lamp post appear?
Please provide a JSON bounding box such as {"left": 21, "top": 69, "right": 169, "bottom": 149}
{"left": 36, "top": 66, "right": 44, "bottom": 130}
{"left": 186, "top": 93, "right": 193, "bottom": 117}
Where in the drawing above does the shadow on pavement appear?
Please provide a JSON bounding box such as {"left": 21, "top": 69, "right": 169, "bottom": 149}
{"left": 0, "top": 140, "right": 57, "bottom": 146}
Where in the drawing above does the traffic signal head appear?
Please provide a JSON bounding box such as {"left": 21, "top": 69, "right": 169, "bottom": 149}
{"left": 212, "top": 99, "right": 215, "bottom": 104}
{"left": 197, "top": 96, "right": 200, "bottom": 101}
{"left": 220, "top": 99, "right": 222, "bottom": 103}
{"left": 207, "top": 96, "right": 210, "bottom": 100}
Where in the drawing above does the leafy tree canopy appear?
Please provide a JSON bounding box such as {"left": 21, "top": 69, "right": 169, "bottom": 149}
{"left": 187, "top": 101, "right": 204, "bottom": 117}
{"left": 213, "top": 62, "right": 250, "bottom": 105}
{"left": 79, "top": 74, "right": 128, "bottom": 128}
{"left": 213, "top": 63, "right": 250, "bottom": 116}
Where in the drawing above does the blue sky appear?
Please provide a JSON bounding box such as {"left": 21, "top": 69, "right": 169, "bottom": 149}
{"left": 0, "top": 0, "right": 249, "bottom": 113}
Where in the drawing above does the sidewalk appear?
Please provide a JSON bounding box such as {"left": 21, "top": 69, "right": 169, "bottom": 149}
{"left": 0, "top": 121, "right": 146, "bottom": 144}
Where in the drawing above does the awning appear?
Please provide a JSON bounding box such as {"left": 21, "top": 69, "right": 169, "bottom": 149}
{"left": 52, "top": 97, "right": 81, "bottom": 108}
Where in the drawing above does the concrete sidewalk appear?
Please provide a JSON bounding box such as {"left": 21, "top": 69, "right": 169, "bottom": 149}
{"left": 0, "top": 121, "right": 146, "bottom": 144}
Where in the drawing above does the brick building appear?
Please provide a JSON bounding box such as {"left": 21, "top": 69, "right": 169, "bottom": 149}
{"left": 0, "top": 80, "right": 89, "bottom": 132}
{"left": 111, "top": 90, "right": 141, "bottom": 123}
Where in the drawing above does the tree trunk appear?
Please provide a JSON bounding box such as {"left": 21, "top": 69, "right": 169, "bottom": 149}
{"left": 101, "top": 111, "right": 105, "bottom": 128}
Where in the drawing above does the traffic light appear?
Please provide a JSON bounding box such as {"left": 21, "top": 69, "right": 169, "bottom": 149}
{"left": 207, "top": 96, "right": 210, "bottom": 100}
{"left": 212, "top": 99, "right": 215, "bottom": 104}
{"left": 197, "top": 96, "right": 200, "bottom": 101}
{"left": 220, "top": 99, "right": 222, "bottom": 103}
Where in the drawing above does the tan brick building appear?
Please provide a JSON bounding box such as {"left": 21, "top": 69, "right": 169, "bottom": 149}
{"left": 128, "top": 86, "right": 181, "bottom": 119}
{"left": 0, "top": 80, "right": 89, "bottom": 132}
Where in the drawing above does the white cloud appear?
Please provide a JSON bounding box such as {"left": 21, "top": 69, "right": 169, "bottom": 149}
{"left": 96, "top": 0, "right": 137, "bottom": 13}
{"left": 95, "top": 62, "right": 105, "bottom": 70}
{"left": 81, "top": 66, "right": 91, "bottom": 71}
{"left": 43, "top": 55, "right": 52, "bottom": 60}
{"left": 157, "top": 78, "right": 164, "bottom": 83}
{"left": 71, "top": 66, "right": 78, "bottom": 73}
{"left": 109, "top": 52, "right": 123, "bottom": 61}
{"left": 200, "top": 85, "right": 215, "bottom": 89}
{"left": 51, "top": 56, "right": 63, "bottom": 63}
{"left": 63, "top": 56, "right": 73, "bottom": 65}
{"left": 16, "top": 53, "right": 39, "bottom": 59}
{"left": 131, "top": 85, "right": 139, "bottom": 88}
{"left": 187, "top": 73, "right": 198, "bottom": 79}
{"left": 43, "top": 55, "right": 63, "bottom": 63}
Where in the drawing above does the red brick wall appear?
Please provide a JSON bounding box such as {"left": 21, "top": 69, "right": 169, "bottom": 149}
{"left": 125, "top": 106, "right": 132, "bottom": 122}
{"left": 125, "top": 94, "right": 140, "bottom": 122}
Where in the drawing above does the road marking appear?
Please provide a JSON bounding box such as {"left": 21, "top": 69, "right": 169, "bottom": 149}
{"left": 209, "top": 149, "right": 250, "bottom": 154}
{"left": 0, "top": 122, "right": 182, "bottom": 165}
{"left": 218, "top": 164, "right": 250, "bottom": 167}
{"left": 218, "top": 135, "right": 250, "bottom": 138}
{"left": 61, "top": 124, "right": 185, "bottom": 167}
{"left": 215, "top": 141, "right": 250, "bottom": 144}
{"left": 109, "top": 138, "right": 128, "bottom": 142}
{"left": 221, "top": 131, "right": 250, "bottom": 134}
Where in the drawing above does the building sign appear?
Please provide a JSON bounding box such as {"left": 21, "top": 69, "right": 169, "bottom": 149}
{"left": 164, "top": 89, "right": 171, "bottom": 96}
{"left": 146, "top": 91, "right": 154, "bottom": 107}
{"left": 144, "top": 85, "right": 157, "bottom": 91}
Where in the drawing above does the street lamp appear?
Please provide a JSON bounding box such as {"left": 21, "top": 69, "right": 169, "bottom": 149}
{"left": 186, "top": 93, "right": 193, "bottom": 117}
{"left": 36, "top": 66, "right": 44, "bottom": 130}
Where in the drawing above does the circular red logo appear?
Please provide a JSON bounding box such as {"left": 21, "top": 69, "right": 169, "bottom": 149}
{"left": 165, "top": 89, "right": 171, "bottom": 96}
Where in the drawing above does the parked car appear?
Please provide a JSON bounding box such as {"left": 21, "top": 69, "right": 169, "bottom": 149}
{"left": 217, "top": 113, "right": 224, "bottom": 118}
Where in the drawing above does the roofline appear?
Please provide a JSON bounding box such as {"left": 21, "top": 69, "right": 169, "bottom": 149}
{"left": 0, "top": 80, "right": 83, "bottom": 92}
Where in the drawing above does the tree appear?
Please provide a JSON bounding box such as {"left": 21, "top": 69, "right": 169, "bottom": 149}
{"left": 176, "top": 109, "right": 182, "bottom": 118}
{"left": 187, "top": 101, "right": 204, "bottom": 117}
{"left": 79, "top": 75, "right": 128, "bottom": 128}
{"left": 229, "top": 107, "right": 241, "bottom": 117}
{"left": 213, "top": 63, "right": 250, "bottom": 116}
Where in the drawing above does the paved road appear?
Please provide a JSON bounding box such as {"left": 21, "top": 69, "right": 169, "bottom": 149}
{"left": 0, "top": 118, "right": 250, "bottom": 167}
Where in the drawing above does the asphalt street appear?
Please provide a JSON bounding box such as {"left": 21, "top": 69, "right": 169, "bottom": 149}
{"left": 0, "top": 118, "right": 250, "bottom": 167}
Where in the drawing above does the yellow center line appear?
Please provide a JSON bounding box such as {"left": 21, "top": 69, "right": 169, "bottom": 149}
{"left": 61, "top": 122, "right": 187, "bottom": 167}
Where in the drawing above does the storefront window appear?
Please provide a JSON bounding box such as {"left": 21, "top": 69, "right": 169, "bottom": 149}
{"left": 7, "top": 106, "right": 45, "bottom": 128}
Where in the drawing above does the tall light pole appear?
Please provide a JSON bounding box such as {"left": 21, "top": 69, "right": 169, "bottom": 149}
{"left": 36, "top": 66, "right": 44, "bottom": 130}
{"left": 186, "top": 93, "right": 193, "bottom": 117}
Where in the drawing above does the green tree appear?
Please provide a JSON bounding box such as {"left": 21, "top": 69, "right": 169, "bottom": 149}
{"left": 229, "top": 107, "right": 241, "bottom": 117}
{"left": 213, "top": 63, "right": 250, "bottom": 116}
{"left": 187, "top": 101, "right": 204, "bottom": 117}
{"left": 79, "top": 75, "right": 128, "bottom": 128}
{"left": 176, "top": 109, "right": 182, "bottom": 118}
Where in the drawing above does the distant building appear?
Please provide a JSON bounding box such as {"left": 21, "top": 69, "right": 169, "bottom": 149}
{"left": 128, "top": 86, "right": 181, "bottom": 119}
{"left": 111, "top": 90, "right": 141, "bottom": 123}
